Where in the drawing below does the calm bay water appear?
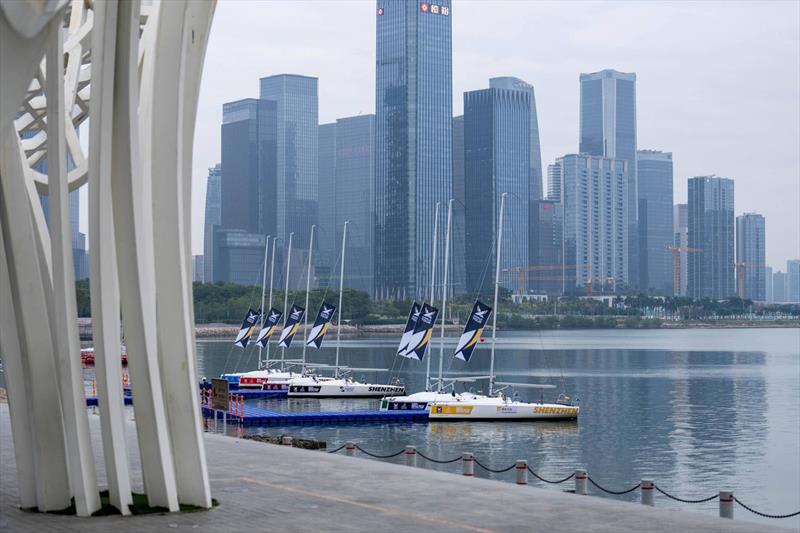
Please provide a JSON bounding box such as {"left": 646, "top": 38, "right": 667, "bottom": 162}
{"left": 199, "top": 328, "right": 800, "bottom": 529}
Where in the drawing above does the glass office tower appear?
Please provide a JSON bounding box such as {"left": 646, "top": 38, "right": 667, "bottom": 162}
{"left": 260, "top": 74, "right": 319, "bottom": 251}
{"left": 735, "top": 213, "right": 766, "bottom": 301}
{"left": 579, "top": 69, "right": 638, "bottom": 288}
{"left": 203, "top": 163, "right": 222, "bottom": 282}
{"left": 317, "top": 122, "right": 337, "bottom": 284}
{"left": 688, "top": 176, "right": 735, "bottom": 299}
{"left": 464, "top": 85, "right": 530, "bottom": 294}
{"left": 637, "top": 150, "right": 673, "bottom": 295}
{"left": 375, "top": 0, "right": 452, "bottom": 300}
{"left": 673, "top": 203, "right": 689, "bottom": 296}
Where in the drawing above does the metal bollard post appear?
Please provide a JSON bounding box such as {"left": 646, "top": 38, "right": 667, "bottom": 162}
{"left": 719, "top": 491, "right": 734, "bottom": 519}
{"left": 281, "top": 436, "right": 293, "bottom": 446}
{"left": 516, "top": 460, "right": 528, "bottom": 485}
{"left": 641, "top": 479, "right": 654, "bottom": 506}
{"left": 345, "top": 441, "right": 356, "bottom": 457}
{"left": 405, "top": 446, "right": 417, "bottom": 467}
{"left": 462, "top": 452, "right": 474, "bottom": 476}
{"left": 574, "top": 469, "right": 587, "bottom": 495}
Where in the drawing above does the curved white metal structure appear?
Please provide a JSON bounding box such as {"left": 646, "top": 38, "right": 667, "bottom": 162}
{"left": 0, "top": 0, "right": 215, "bottom": 515}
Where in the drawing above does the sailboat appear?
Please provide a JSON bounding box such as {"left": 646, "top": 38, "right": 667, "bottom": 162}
{"left": 288, "top": 221, "right": 405, "bottom": 398}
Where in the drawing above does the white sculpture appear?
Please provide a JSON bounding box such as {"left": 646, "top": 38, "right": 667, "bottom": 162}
{"left": 0, "top": 0, "right": 215, "bottom": 515}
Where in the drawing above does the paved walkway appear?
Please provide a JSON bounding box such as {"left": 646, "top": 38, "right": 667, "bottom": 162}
{"left": 0, "top": 404, "right": 783, "bottom": 532}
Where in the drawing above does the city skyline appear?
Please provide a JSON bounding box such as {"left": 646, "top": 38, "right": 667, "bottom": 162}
{"left": 188, "top": 0, "right": 799, "bottom": 271}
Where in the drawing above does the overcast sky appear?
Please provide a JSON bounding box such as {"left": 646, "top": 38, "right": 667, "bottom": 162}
{"left": 190, "top": 0, "right": 800, "bottom": 270}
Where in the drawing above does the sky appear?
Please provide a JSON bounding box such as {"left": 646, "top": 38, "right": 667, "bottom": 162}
{"left": 189, "top": 0, "right": 800, "bottom": 270}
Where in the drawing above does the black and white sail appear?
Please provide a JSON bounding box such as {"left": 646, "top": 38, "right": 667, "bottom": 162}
{"left": 453, "top": 301, "right": 493, "bottom": 362}
{"left": 277, "top": 304, "right": 305, "bottom": 348}
{"left": 396, "top": 301, "right": 421, "bottom": 355}
{"left": 254, "top": 307, "right": 283, "bottom": 348}
{"left": 402, "top": 303, "right": 439, "bottom": 361}
{"left": 233, "top": 308, "right": 262, "bottom": 348}
{"left": 305, "top": 301, "right": 337, "bottom": 349}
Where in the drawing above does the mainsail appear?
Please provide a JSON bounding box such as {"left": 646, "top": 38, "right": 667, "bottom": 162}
{"left": 306, "top": 301, "right": 337, "bottom": 349}
{"left": 255, "top": 307, "right": 283, "bottom": 348}
{"left": 278, "top": 304, "right": 305, "bottom": 348}
{"left": 403, "top": 303, "right": 439, "bottom": 361}
{"left": 397, "top": 301, "right": 421, "bottom": 355}
{"left": 453, "top": 300, "right": 493, "bottom": 362}
{"left": 233, "top": 308, "right": 262, "bottom": 348}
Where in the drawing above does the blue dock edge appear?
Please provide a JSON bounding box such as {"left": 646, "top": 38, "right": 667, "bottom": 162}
{"left": 201, "top": 405, "right": 429, "bottom": 426}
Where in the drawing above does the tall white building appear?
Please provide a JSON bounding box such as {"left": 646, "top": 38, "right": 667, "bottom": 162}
{"left": 547, "top": 161, "right": 562, "bottom": 202}
{"left": 788, "top": 260, "right": 800, "bottom": 303}
{"left": 735, "top": 213, "right": 766, "bottom": 301}
{"left": 557, "top": 154, "right": 629, "bottom": 294}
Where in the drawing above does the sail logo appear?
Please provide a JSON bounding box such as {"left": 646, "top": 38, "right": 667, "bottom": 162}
{"left": 320, "top": 306, "right": 333, "bottom": 319}
{"left": 269, "top": 311, "right": 280, "bottom": 321}
{"left": 453, "top": 301, "right": 492, "bottom": 362}
{"left": 291, "top": 310, "right": 302, "bottom": 320}
{"left": 471, "top": 307, "right": 489, "bottom": 322}
{"left": 421, "top": 309, "right": 436, "bottom": 324}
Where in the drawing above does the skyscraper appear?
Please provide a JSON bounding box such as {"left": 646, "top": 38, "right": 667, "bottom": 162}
{"left": 260, "top": 74, "right": 319, "bottom": 250}
{"left": 687, "top": 176, "right": 735, "bottom": 299}
{"left": 637, "top": 150, "right": 673, "bottom": 294}
{"left": 765, "top": 266, "right": 774, "bottom": 303}
{"left": 375, "top": 0, "right": 452, "bottom": 300}
{"left": 334, "top": 114, "right": 376, "bottom": 295}
{"left": 464, "top": 84, "right": 530, "bottom": 294}
{"left": 530, "top": 200, "right": 564, "bottom": 295}
{"left": 203, "top": 163, "right": 221, "bottom": 282}
{"left": 773, "top": 270, "right": 787, "bottom": 303}
{"left": 317, "top": 122, "right": 337, "bottom": 284}
{"left": 735, "top": 213, "right": 766, "bottom": 301}
{"left": 559, "top": 154, "right": 629, "bottom": 294}
{"left": 579, "top": 69, "right": 638, "bottom": 288}
{"left": 489, "top": 77, "right": 543, "bottom": 200}
{"left": 451, "top": 115, "right": 467, "bottom": 296}
{"left": 547, "top": 161, "right": 562, "bottom": 202}
{"left": 673, "top": 203, "right": 689, "bottom": 296}
{"left": 788, "top": 260, "right": 800, "bottom": 303}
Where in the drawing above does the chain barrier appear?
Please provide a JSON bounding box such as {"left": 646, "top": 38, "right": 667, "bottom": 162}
{"left": 655, "top": 485, "right": 718, "bottom": 504}
{"left": 734, "top": 497, "right": 800, "bottom": 519}
{"left": 328, "top": 443, "right": 800, "bottom": 519}
{"left": 588, "top": 477, "right": 641, "bottom": 495}
{"left": 527, "top": 467, "right": 575, "bottom": 485}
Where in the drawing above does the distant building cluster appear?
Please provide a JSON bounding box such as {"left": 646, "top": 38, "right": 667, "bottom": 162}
{"left": 198, "top": 0, "right": 798, "bottom": 304}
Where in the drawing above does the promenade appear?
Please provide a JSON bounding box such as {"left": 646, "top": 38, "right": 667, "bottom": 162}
{"left": 0, "top": 404, "right": 782, "bottom": 532}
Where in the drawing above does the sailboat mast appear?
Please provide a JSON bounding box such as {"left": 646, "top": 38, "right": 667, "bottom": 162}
{"left": 437, "top": 200, "right": 452, "bottom": 392}
{"left": 302, "top": 225, "right": 315, "bottom": 370}
{"left": 426, "top": 202, "right": 440, "bottom": 390}
{"left": 258, "top": 235, "right": 271, "bottom": 369}
{"left": 489, "top": 193, "right": 506, "bottom": 396}
{"left": 282, "top": 232, "right": 294, "bottom": 370}
{"left": 335, "top": 221, "right": 348, "bottom": 378}
{"left": 265, "top": 237, "right": 277, "bottom": 368}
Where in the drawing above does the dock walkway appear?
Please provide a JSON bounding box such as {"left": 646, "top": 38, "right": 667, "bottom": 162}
{"left": 0, "top": 404, "right": 782, "bottom": 533}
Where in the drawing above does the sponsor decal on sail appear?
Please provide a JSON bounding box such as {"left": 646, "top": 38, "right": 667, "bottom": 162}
{"left": 403, "top": 303, "right": 439, "bottom": 361}
{"left": 233, "top": 308, "right": 262, "bottom": 348}
{"left": 397, "top": 301, "right": 421, "bottom": 355}
{"left": 255, "top": 307, "right": 283, "bottom": 347}
{"left": 278, "top": 304, "right": 305, "bottom": 348}
{"left": 305, "top": 301, "right": 337, "bottom": 349}
{"left": 453, "top": 300, "right": 493, "bottom": 362}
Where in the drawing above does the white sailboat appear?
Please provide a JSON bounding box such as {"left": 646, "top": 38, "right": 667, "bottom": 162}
{"left": 288, "top": 221, "right": 405, "bottom": 398}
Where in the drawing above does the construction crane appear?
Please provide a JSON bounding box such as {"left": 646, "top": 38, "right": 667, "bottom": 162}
{"left": 666, "top": 246, "right": 702, "bottom": 296}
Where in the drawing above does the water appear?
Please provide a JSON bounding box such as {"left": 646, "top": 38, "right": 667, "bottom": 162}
{"left": 199, "top": 328, "right": 800, "bottom": 529}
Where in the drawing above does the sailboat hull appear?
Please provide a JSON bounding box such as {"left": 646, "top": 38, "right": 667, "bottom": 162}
{"left": 288, "top": 378, "right": 405, "bottom": 398}
{"left": 428, "top": 396, "right": 579, "bottom": 421}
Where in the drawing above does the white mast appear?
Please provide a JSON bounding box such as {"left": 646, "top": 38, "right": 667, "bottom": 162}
{"left": 257, "top": 235, "right": 270, "bottom": 369}
{"left": 437, "top": 200, "right": 453, "bottom": 392}
{"left": 264, "top": 237, "right": 277, "bottom": 368}
{"left": 335, "top": 221, "right": 348, "bottom": 378}
{"left": 489, "top": 193, "right": 507, "bottom": 396}
{"left": 282, "top": 232, "right": 294, "bottom": 370}
{"left": 425, "top": 202, "right": 440, "bottom": 390}
{"left": 301, "top": 225, "right": 315, "bottom": 370}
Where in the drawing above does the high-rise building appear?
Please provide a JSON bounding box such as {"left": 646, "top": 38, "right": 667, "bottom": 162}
{"left": 530, "top": 200, "right": 563, "bottom": 295}
{"left": 579, "top": 69, "right": 638, "bottom": 289}
{"left": 673, "top": 203, "right": 689, "bottom": 296}
{"left": 773, "top": 270, "right": 787, "bottom": 303}
{"left": 375, "top": 0, "right": 452, "bottom": 300}
{"left": 687, "top": 176, "right": 735, "bottom": 299}
{"left": 547, "top": 161, "right": 562, "bottom": 202}
{"left": 317, "top": 122, "right": 337, "bottom": 285}
{"left": 735, "top": 213, "right": 766, "bottom": 301}
{"left": 489, "top": 77, "right": 543, "bottom": 201}
{"left": 213, "top": 230, "right": 267, "bottom": 286}
{"left": 450, "top": 115, "right": 467, "bottom": 296}
{"left": 203, "top": 163, "right": 221, "bottom": 282}
{"left": 558, "top": 154, "right": 629, "bottom": 294}
{"left": 765, "top": 266, "right": 774, "bottom": 303}
{"left": 192, "top": 255, "right": 204, "bottom": 283}
{"left": 260, "top": 74, "right": 319, "bottom": 251}
{"left": 464, "top": 84, "right": 530, "bottom": 294}
{"left": 39, "top": 174, "right": 88, "bottom": 279}
{"left": 788, "top": 260, "right": 800, "bottom": 303}
{"left": 334, "top": 114, "right": 376, "bottom": 295}
{"left": 637, "top": 150, "right": 673, "bottom": 295}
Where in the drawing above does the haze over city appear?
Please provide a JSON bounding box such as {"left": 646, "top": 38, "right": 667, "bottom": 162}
{"left": 190, "top": 0, "right": 800, "bottom": 269}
